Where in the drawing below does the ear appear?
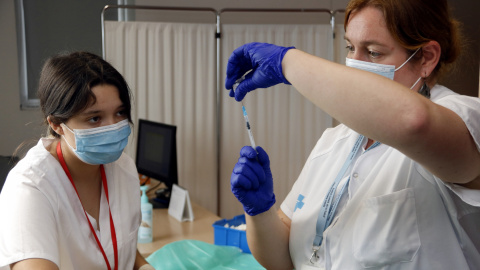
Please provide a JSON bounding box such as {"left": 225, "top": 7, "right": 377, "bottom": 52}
{"left": 47, "top": 116, "right": 65, "bottom": 136}
{"left": 420, "top": 40, "right": 441, "bottom": 79}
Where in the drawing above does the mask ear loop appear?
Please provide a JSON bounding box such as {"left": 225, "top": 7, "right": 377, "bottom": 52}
{"left": 410, "top": 77, "right": 422, "bottom": 90}
{"left": 395, "top": 48, "right": 421, "bottom": 71}
{"left": 60, "top": 123, "right": 78, "bottom": 150}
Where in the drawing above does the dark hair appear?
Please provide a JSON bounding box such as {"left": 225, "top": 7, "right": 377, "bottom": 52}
{"left": 344, "top": 0, "right": 463, "bottom": 81}
{"left": 38, "top": 51, "right": 133, "bottom": 137}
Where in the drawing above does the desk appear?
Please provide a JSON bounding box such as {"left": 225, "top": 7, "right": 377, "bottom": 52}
{"left": 137, "top": 202, "right": 221, "bottom": 257}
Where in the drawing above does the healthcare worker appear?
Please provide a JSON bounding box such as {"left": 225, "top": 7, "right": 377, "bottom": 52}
{"left": 227, "top": 0, "right": 480, "bottom": 269}
{"left": 0, "top": 52, "right": 155, "bottom": 270}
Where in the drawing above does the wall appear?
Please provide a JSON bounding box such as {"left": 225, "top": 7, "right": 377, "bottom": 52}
{"left": 135, "top": 0, "right": 348, "bottom": 11}
{"left": 0, "top": 0, "right": 44, "bottom": 158}
{"left": 442, "top": 0, "right": 480, "bottom": 96}
{"left": 131, "top": 0, "right": 348, "bottom": 24}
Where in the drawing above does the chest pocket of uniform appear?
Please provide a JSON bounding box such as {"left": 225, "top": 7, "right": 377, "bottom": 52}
{"left": 353, "top": 188, "right": 420, "bottom": 268}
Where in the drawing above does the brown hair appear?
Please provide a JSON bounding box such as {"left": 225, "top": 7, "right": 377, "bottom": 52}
{"left": 38, "top": 51, "right": 133, "bottom": 138}
{"left": 344, "top": 0, "right": 463, "bottom": 81}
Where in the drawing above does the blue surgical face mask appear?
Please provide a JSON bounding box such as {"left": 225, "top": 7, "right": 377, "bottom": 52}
{"left": 345, "top": 48, "right": 420, "bottom": 81}
{"left": 61, "top": 119, "right": 131, "bottom": 165}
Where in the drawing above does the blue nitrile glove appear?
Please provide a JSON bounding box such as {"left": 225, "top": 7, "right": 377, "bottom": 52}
{"left": 225, "top": 42, "right": 295, "bottom": 101}
{"left": 231, "top": 146, "right": 276, "bottom": 216}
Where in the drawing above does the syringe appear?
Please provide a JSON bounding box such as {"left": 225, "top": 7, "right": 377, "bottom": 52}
{"left": 242, "top": 105, "right": 257, "bottom": 150}
{"left": 233, "top": 77, "right": 257, "bottom": 151}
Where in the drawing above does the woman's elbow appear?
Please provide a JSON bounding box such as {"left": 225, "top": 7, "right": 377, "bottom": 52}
{"left": 401, "top": 103, "right": 432, "bottom": 140}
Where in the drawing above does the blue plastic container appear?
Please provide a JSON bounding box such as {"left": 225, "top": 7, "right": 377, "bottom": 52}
{"left": 212, "top": 214, "right": 250, "bottom": 253}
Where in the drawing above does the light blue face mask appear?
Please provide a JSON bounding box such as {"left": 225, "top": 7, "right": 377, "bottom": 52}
{"left": 345, "top": 48, "right": 420, "bottom": 81}
{"left": 61, "top": 119, "right": 131, "bottom": 165}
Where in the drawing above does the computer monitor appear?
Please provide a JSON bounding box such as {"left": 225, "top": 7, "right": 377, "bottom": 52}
{"left": 136, "top": 119, "right": 178, "bottom": 207}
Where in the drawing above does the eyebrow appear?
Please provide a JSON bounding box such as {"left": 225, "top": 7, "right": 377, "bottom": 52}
{"left": 80, "top": 110, "right": 101, "bottom": 116}
{"left": 344, "top": 36, "right": 388, "bottom": 48}
{"left": 80, "top": 104, "right": 125, "bottom": 116}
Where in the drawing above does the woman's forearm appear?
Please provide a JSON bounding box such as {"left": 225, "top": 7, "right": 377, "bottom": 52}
{"left": 245, "top": 207, "right": 294, "bottom": 270}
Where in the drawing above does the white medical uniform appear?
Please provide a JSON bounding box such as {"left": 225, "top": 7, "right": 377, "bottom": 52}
{"left": 280, "top": 85, "right": 480, "bottom": 270}
{"left": 0, "top": 138, "right": 141, "bottom": 269}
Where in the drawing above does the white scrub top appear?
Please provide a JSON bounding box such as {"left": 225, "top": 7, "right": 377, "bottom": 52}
{"left": 0, "top": 138, "right": 141, "bottom": 269}
{"left": 280, "top": 85, "right": 480, "bottom": 270}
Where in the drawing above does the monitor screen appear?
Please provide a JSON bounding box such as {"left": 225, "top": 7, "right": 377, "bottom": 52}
{"left": 136, "top": 119, "right": 178, "bottom": 193}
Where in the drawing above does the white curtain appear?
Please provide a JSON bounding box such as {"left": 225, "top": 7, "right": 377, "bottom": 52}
{"left": 104, "top": 20, "right": 342, "bottom": 217}
{"left": 219, "top": 24, "right": 334, "bottom": 218}
{"left": 104, "top": 21, "right": 218, "bottom": 213}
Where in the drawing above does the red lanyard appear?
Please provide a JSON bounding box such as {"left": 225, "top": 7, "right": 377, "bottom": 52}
{"left": 57, "top": 141, "right": 118, "bottom": 270}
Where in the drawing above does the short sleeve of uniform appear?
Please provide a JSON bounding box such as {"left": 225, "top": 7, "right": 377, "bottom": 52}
{"left": 435, "top": 92, "right": 480, "bottom": 206}
{"left": 280, "top": 163, "right": 309, "bottom": 218}
{"left": 280, "top": 135, "right": 326, "bottom": 218}
{"left": 0, "top": 170, "right": 59, "bottom": 267}
{"left": 435, "top": 94, "right": 480, "bottom": 152}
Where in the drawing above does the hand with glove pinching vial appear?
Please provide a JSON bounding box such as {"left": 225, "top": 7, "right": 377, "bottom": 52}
{"left": 231, "top": 146, "right": 275, "bottom": 216}
{"left": 225, "top": 42, "right": 295, "bottom": 101}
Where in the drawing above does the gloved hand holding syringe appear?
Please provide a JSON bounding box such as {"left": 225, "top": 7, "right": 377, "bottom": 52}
{"left": 233, "top": 75, "right": 257, "bottom": 151}
{"left": 227, "top": 43, "right": 290, "bottom": 217}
